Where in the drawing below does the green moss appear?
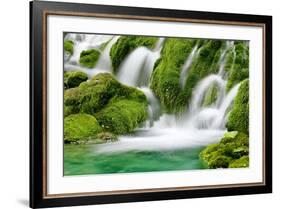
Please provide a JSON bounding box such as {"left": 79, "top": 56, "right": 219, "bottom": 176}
{"left": 64, "top": 40, "right": 74, "bottom": 55}
{"left": 208, "top": 155, "right": 232, "bottom": 168}
{"left": 150, "top": 38, "right": 197, "bottom": 113}
{"left": 229, "top": 156, "right": 249, "bottom": 168}
{"left": 64, "top": 114, "right": 102, "bottom": 144}
{"left": 64, "top": 73, "right": 121, "bottom": 115}
{"left": 95, "top": 99, "right": 147, "bottom": 134}
{"left": 202, "top": 84, "right": 218, "bottom": 107}
{"left": 226, "top": 79, "right": 249, "bottom": 134}
{"left": 200, "top": 132, "right": 249, "bottom": 169}
{"left": 226, "top": 41, "right": 249, "bottom": 91}
{"left": 110, "top": 36, "right": 158, "bottom": 72}
{"left": 151, "top": 39, "right": 224, "bottom": 113}
{"left": 64, "top": 71, "right": 88, "bottom": 89}
{"left": 79, "top": 49, "right": 100, "bottom": 68}
{"left": 64, "top": 73, "right": 148, "bottom": 134}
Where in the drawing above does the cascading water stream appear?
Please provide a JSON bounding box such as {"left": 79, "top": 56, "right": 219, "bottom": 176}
{"left": 218, "top": 41, "right": 234, "bottom": 77}
{"left": 179, "top": 44, "right": 200, "bottom": 88}
{"left": 117, "top": 38, "right": 164, "bottom": 87}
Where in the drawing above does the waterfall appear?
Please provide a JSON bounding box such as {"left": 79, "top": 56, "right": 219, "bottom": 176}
{"left": 64, "top": 33, "right": 115, "bottom": 77}
{"left": 139, "top": 87, "right": 161, "bottom": 127}
{"left": 211, "top": 83, "right": 240, "bottom": 129}
{"left": 218, "top": 41, "right": 234, "bottom": 77}
{"left": 95, "top": 36, "right": 120, "bottom": 72}
{"left": 117, "top": 38, "right": 164, "bottom": 87}
{"left": 179, "top": 44, "right": 200, "bottom": 88}
{"left": 64, "top": 34, "right": 243, "bottom": 153}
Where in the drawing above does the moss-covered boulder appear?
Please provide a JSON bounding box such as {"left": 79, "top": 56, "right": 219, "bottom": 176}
{"left": 110, "top": 36, "right": 158, "bottom": 72}
{"left": 95, "top": 99, "right": 147, "bottom": 134}
{"left": 151, "top": 38, "right": 224, "bottom": 113}
{"left": 229, "top": 156, "right": 249, "bottom": 168}
{"left": 79, "top": 49, "right": 100, "bottom": 68}
{"left": 64, "top": 114, "right": 102, "bottom": 144}
{"left": 200, "top": 131, "right": 249, "bottom": 168}
{"left": 64, "top": 73, "right": 148, "bottom": 134}
{"left": 64, "top": 71, "right": 88, "bottom": 89}
{"left": 225, "top": 41, "right": 249, "bottom": 91}
{"left": 226, "top": 79, "right": 249, "bottom": 134}
{"left": 64, "top": 40, "right": 74, "bottom": 55}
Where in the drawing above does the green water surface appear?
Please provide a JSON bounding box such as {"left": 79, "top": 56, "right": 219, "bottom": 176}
{"left": 64, "top": 144, "right": 207, "bottom": 176}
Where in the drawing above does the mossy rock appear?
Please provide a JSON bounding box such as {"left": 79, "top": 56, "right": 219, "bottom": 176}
{"left": 95, "top": 99, "right": 147, "bottom": 134}
{"left": 64, "top": 40, "right": 74, "bottom": 55}
{"left": 208, "top": 155, "right": 232, "bottom": 168}
{"left": 64, "top": 73, "right": 148, "bottom": 134}
{"left": 79, "top": 49, "right": 100, "bottom": 68}
{"left": 151, "top": 38, "right": 225, "bottom": 113}
{"left": 110, "top": 35, "right": 158, "bottom": 72}
{"left": 64, "top": 114, "right": 102, "bottom": 144}
{"left": 229, "top": 156, "right": 249, "bottom": 168}
{"left": 200, "top": 132, "right": 249, "bottom": 169}
{"left": 226, "top": 79, "right": 249, "bottom": 134}
{"left": 225, "top": 41, "right": 249, "bottom": 91}
{"left": 64, "top": 71, "right": 88, "bottom": 89}
{"left": 150, "top": 38, "right": 197, "bottom": 113}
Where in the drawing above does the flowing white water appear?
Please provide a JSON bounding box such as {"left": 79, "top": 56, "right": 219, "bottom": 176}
{"left": 64, "top": 33, "right": 118, "bottom": 78}
{"left": 95, "top": 36, "right": 120, "bottom": 71}
{"left": 139, "top": 87, "right": 161, "bottom": 127}
{"left": 117, "top": 38, "right": 164, "bottom": 87}
{"left": 180, "top": 44, "right": 200, "bottom": 88}
{"left": 218, "top": 41, "right": 234, "bottom": 77}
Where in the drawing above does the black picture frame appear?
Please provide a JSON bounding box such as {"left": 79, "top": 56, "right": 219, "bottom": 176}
{"left": 30, "top": 0, "right": 272, "bottom": 208}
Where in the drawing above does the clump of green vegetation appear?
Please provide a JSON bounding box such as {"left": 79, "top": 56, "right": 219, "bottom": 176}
{"left": 79, "top": 49, "right": 100, "bottom": 68}
{"left": 151, "top": 38, "right": 224, "bottom": 113}
{"left": 64, "top": 114, "right": 102, "bottom": 144}
{"left": 226, "top": 79, "right": 249, "bottom": 134}
{"left": 64, "top": 73, "right": 148, "bottom": 135}
{"left": 64, "top": 40, "right": 74, "bottom": 55}
{"left": 200, "top": 131, "right": 249, "bottom": 168}
{"left": 95, "top": 99, "right": 147, "bottom": 134}
{"left": 225, "top": 41, "right": 249, "bottom": 91}
{"left": 64, "top": 71, "right": 88, "bottom": 89}
{"left": 110, "top": 36, "right": 159, "bottom": 72}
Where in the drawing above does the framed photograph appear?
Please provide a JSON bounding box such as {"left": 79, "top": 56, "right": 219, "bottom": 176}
{"left": 30, "top": 0, "right": 272, "bottom": 208}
